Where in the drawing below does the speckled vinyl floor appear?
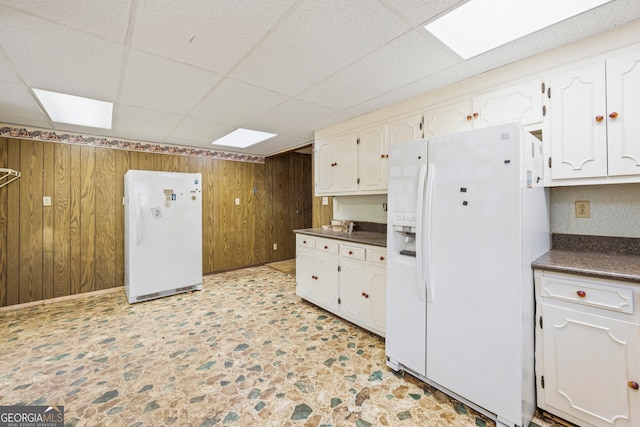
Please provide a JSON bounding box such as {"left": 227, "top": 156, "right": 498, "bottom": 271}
{"left": 0, "top": 266, "right": 566, "bottom": 427}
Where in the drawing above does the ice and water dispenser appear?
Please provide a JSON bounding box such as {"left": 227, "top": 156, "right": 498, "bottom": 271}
{"left": 386, "top": 138, "right": 427, "bottom": 260}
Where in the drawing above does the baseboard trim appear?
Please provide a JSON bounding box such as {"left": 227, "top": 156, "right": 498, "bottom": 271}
{"left": 0, "top": 286, "right": 124, "bottom": 313}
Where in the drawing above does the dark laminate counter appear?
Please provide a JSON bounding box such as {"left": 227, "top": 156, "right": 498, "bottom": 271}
{"left": 294, "top": 228, "right": 386, "bottom": 248}
{"left": 532, "top": 250, "right": 640, "bottom": 284}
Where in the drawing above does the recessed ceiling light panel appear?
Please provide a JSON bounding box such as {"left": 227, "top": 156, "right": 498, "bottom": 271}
{"left": 424, "top": 0, "right": 612, "bottom": 59}
{"left": 211, "top": 128, "right": 276, "bottom": 148}
{"left": 33, "top": 88, "right": 113, "bottom": 129}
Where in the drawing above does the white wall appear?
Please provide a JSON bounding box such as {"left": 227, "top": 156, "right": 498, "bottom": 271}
{"left": 332, "top": 195, "right": 388, "bottom": 224}
{"left": 551, "top": 183, "right": 640, "bottom": 238}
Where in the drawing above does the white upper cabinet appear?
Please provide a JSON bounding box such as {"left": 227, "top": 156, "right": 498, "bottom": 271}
{"left": 549, "top": 62, "right": 608, "bottom": 180}
{"left": 315, "top": 124, "right": 388, "bottom": 196}
{"left": 388, "top": 112, "right": 423, "bottom": 146}
{"left": 357, "top": 123, "right": 388, "bottom": 192}
{"left": 606, "top": 51, "right": 640, "bottom": 177}
{"left": 424, "top": 79, "right": 544, "bottom": 138}
{"left": 314, "top": 132, "right": 358, "bottom": 195}
{"left": 423, "top": 99, "right": 473, "bottom": 137}
{"left": 472, "top": 78, "right": 544, "bottom": 129}
{"left": 546, "top": 49, "right": 640, "bottom": 185}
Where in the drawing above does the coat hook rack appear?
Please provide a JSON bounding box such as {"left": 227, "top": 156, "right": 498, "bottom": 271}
{"left": 0, "top": 168, "right": 21, "bottom": 189}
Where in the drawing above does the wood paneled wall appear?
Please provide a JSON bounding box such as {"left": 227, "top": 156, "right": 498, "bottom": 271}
{"left": 0, "top": 137, "right": 311, "bottom": 307}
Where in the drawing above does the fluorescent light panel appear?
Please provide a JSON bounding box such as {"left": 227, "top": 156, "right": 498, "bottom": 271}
{"left": 424, "top": 0, "right": 612, "bottom": 59}
{"left": 212, "top": 128, "right": 276, "bottom": 148}
{"left": 33, "top": 88, "right": 113, "bottom": 129}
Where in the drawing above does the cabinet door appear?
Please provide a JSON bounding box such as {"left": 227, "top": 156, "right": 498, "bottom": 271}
{"left": 423, "top": 99, "right": 473, "bottom": 138}
{"left": 314, "top": 133, "right": 358, "bottom": 195}
{"left": 542, "top": 303, "right": 640, "bottom": 427}
{"left": 339, "top": 258, "right": 367, "bottom": 324}
{"left": 388, "top": 113, "right": 423, "bottom": 145}
{"left": 295, "top": 249, "right": 315, "bottom": 300}
{"left": 472, "top": 78, "right": 544, "bottom": 128}
{"left": 606, "top": 51, "right": 640, "bottom": 177}
{"left": 333, "top": 132, "right": 358, "bottom": 193}
{"left": 549, "top": 62, "right": 608, "bottom": 179}
{"left": 357, "top": 123, "right": 387, "bottom": 192}
{"left": 314, "top": 139, "right": 334, "bottom": 195}
{"left": 316, "top": 253, "right": 339, "bottom": 311}
{"left": 366, "top": 264, "right": 386, "bottom": 337}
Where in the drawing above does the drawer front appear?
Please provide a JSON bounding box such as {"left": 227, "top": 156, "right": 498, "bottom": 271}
{"left": 540, "top": 275, "right": 634, "bottom": 314}
{"left": 296, "top": 234, "right": 316, "bottom": 249}
{"left": 340, "top": 244, "right": 366, "bottom": 260}
{"left": 317, "top": 239, "right": 339, "bottom": 254}
{"left": 367, "top": 248, "right": 387, "bottom": 266}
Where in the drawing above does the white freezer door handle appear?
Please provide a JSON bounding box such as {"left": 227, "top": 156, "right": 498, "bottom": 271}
{"left": 425, "top": 163, "right": 435, "bottom": 303}
{"left": 415, "top": 164, "right": 427, "bottom": 301}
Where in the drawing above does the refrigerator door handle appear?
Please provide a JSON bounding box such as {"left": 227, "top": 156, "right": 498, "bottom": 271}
{"left": 424, "top": 163, "right": 435, "bottom": 303}
{"left": 415, "top": 164, "right": 427, "bottom": 301}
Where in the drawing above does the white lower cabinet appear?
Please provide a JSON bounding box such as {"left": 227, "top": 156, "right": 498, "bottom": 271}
{"left": 535, "top": 270, "right": 640, "bottom": 427}
{"left": 295, "top": 234, "right": 386, "bottom": 336}
{"left": 295, "top": 236, "right": 339, "bottom": 313}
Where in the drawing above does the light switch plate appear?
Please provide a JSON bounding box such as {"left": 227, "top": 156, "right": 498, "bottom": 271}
{"left": 43, "top": 196, "right": 52, "bottom": 206}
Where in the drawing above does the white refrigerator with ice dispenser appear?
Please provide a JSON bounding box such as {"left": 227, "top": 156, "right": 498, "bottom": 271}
{"left": 124, "top": 170, "right": 203, "bottom": 304}
{"left": 386, "top": 122, "right": 550, "bottom": 427}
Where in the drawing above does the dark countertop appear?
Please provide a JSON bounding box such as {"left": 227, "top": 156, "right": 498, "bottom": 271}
{"left": 294, "top": 228, "right": 387, "bottom": 248}
{"left": 532, "top": 250, "right": 640, "bottom": 284}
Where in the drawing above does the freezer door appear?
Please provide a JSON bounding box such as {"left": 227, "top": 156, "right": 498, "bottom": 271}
{"left": 425, "top": 123, "right": 525, "bottom": 424}
{"left": 385, "top": 139, "right": 428, "bottom": 376}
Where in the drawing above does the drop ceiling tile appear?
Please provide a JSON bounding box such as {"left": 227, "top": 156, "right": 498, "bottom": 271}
{"left": 346, "top": 62, "right": 476, "bottom": 116}
{"left": 231, "top": 0, "right": 411, "bottom": 95}
{"left": 167, "top": 117, "right": 235, "bottom": 146}
{"left": 300, "top": 30, "right": 458, "bottom": 111}
{"left": 244, "top": 99, "right": 335, "bottom": 135}
{"left": 0, "top": 51, "right": 20, "bottom": 84}
{"left": 191, "top": 79, "right": 287, "bottom": 126}
{"left": 0, "top": 82, "right": 48, "bottom": 121}
{"left": 0, "top": 81, "right": 50, "bottom": 127}
{"left": 0, "top": 0, "right": 131, "bottom": 43}
{"left": 0, "top": 5, "right": 123, "bottom": 101}
{"left": 383, "top": 0, "right": 464, "bottom": 26}
{"left": 120, "top": 50, "right": 221, "bottom": 115}
{"left": 131, "top": 0, "right": 297, "bottom": 74}
{"left": 286, "top": 111, "right": 355, "bottom": 139}
{"left": 114, "top": 105, "right": 183, "bottom": 142}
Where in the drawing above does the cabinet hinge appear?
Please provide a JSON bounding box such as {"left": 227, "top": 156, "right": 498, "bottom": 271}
{"left": 539, "top": 316, "right": 543, "bottom": 329}
{"left": 357, "top": 178, "right": 360, "bottom": 184}
{"left": 541, "top": 375, "right": 545, "bottom": 389}
{"left": 338, "top": 297, "right": 341, "bottom": 305}
{"left": 542, "top": 105, "right": 546, "bottom": 117}
{"left": 547, "top": 87, "right": 551, "bottom": 99}
{"left": 541, "top": 82, "right": 545, "bottom": 93}
{"left": 337, "top": 265, "right": 341, "bottom": 272}
{"left": 548, "top": 157, "right": 552, "bottom": 168}
{"left": 357, "top": 138, "right": 360, "bottom": 145}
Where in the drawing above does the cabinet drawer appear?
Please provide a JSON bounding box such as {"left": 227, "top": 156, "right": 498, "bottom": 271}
{"left": 317, "top": 239, "right": 339, "bottom": 254}
{"left": 296, "top": 234, "right": 316, "bottom": 249}
{"left": 540, "top": 275, "right": 634, "bottom": 314}
{"left": 340, "top": 244, "right": 366, "bottom": 260}
{"left": 367, "top": 248, "right": 387, "bottom": 266}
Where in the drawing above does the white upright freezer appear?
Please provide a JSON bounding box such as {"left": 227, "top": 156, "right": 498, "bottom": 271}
{"left": 124, "top": 170, "right": 203, "bottom": 304}
{"left": 386, "top": 122, "right": 550, "bottom": 427}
